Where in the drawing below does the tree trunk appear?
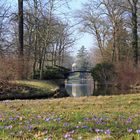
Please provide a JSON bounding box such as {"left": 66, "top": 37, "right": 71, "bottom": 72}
{"left": 32, "top": 0, "right": 38, "bottom": 78}
{"left": 40, "top": 47, "right": 45, "bottom": 80}
{"left": 18, "top": 0, "right": 24, "bottom": 79}
{"left": 132, "top": 4, "right": 138, "bottom": 66}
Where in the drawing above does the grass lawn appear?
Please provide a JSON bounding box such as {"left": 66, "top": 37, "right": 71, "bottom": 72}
{"left": 0, "top": 94, "right": 140, "bottom": 140}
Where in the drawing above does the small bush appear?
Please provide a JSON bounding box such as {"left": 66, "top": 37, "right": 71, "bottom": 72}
{"left": 0, "top": 56, "right": 33, "bottom": 80}
{"left": 33, "top": 66, "right": 70, "bottom": 80}
{"left": 91, "top": 62, "right": 115, "bottom": 85}
{"left": 115, "top": 61, "right": 140, "bottom": 88}
{"left": 0, "top": 57, "right": 18, "bottom": 80}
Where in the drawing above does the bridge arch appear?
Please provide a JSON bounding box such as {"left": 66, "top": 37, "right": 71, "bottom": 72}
{"left": 65, "top": 70, "right": 91, "bottom": 79}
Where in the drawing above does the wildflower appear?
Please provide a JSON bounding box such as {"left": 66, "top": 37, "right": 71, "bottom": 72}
{"left": 70, "top": 130, "right": 75, "bottom": 134}
{"left": 127, "top": 128, "right": 133, "bottom": 133}
{"left": 55, "top": 117, "right": 61, "bottom": 121}
{"left": 92, "top": 116, "right": 97, "bottom": 121}
{"left": 136, "top": 129, "right": 140, "bottom": 134}
{"left": 27, "top": 125, "right": 32, "bottom": 132}
{"left": 45, "top": 117, "right": 51, "bottom": 122}
{"left": 96, "top": 137, "right": 102, "bottom": 140}
{"left": 82, "top": 125, "right": 88, "bottom": 129}
{"left": 76, "top": 125, "right": 80, "bottom": 129}
{"left": 84, "top": 118, "right": 89, "bottom": 121}
{"left": 105, "top": 129, "right": 111, "bottom": 135}
{"left": 37, "top": 115, "right": 42, "bottom": 119}
{"left": 63, "top": 122, "right": 69, "bottom": 127}
{"left": 95, "top": 128, "right": 100, "bottom": 133}
{"left": 126, "top": 118, "right": 132, "bottom": 124}
{"left": 64, "top": 132, "right": 71, "bottom": 139}
{"left": 5, "top": 125, "right": 13, "bottom": 129}
{"left": 67, "top": 138, "right": 73, "bottom": 140}
{"left": 9, "top": 117, "right": 14, "bottom": 120}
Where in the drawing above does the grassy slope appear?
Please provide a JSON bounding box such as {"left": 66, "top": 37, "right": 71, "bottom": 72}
{"left": 13, "top": 80, "right": 58, "bottom": 92}
{"left": 0, "top": 80, "right": 59, "bottom": 100}
{"left": 0, "top": 94, "right": 140, "bottom": 139}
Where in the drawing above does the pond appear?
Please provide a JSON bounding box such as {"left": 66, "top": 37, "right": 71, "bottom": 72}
{"left": 65, "top": 72, "right": 140, "bottom": 97}
{"left": 65, "top": 72, "right": 94, "bottom": 97}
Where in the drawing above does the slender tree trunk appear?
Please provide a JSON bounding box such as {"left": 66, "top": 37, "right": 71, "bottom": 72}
{"left": 40, "top": 47, "right": 45, "bottom": 80}
{"left": 25, "top": 33, "right": 32, "bottom": 79}
{"left": 112, "top": 25, "right": 119, "bottom": 63}
{"left": 18, "top": 0, "right": 24, "bottom": 79}
{"left": 132, "top": 3, "right": 138, "bottom": 66}
{"left": 127, "top": 0, "right": 139, "bottom": 66}
{"left": 61, "top": 49, "right": 65, "bottom": 66}
{"left": 33, "top": 0, "right": 38, "bottom": 78}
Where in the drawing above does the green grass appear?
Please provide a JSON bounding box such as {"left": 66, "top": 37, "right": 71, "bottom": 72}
{"left": 1, "top": 94, "right": 140, "bottom": 139}
{"left": 13, "top": 80, "right": 58, "bottom": 92}
{"left": 0, "top": 80, "right": 59, "bottom": 100}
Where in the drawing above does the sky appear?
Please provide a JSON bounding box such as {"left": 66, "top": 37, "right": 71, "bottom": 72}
{"left": 7, "top": 0, "right": 94, "bottom": 54}
{"left": 67, "top": 0, "right": 94, "bottom": 53}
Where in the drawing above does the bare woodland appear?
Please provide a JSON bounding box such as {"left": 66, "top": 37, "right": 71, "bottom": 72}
{"left": 0, "top": 0, "right": 75, "bottom": 80}
{"left": 0, "top": 0, "right": 140, "bottom": 86}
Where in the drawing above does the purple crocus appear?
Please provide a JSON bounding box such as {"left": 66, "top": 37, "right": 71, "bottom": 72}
{"left": 9, "top": 117, "right": 14, "bottom": 120}
{"left": 126, "top": 118, "right": 132, "bottom": 124}
{"left": 95, "top": 128, "right": 100, "bottom": 133}
{"left": 5, "top": 125, "right": 13, "bottom": 129}
{"left": 55, "top": 117, "right": 61, "bottom": 121}
{"left": 127, "top": 128, "right": 133, "bottom": 133}
{"left": 105, "top": 129, "right": 111, "bottom": 135}
{"left": 82, "top": 125, "right": 88, "bottom": 129}
{"left": 76, "top": 125, "right": 80, "bottom": 129}
{"left": 95, "top": 137, "right": 102, "bottom": 140}
{"left": 136, "top": 129, "right": 140, "bottom": 134}
{"left": 67, "top": 138, "right": 73, "bottom": 140}
{"left": 70, "top": 130, "right": 75, "bottom": 134}
{"left": 63, "top": 122, "right": 69, "bottom": 127}
{"left": 37, "top": 115, "right": 42, "bottom": 119}
{"left": 84, "top": 118, "right": 89, "bottom": 121}
{"left": 64, "top": 132, "right": 71, "bottom": 139}
{"left": 45, "top": 117, "right": 51, "bottom": 122}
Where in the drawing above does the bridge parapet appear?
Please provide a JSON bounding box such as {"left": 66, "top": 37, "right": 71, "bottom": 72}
{"left": 64, "top": 70, "right": 91, "bottom": 79}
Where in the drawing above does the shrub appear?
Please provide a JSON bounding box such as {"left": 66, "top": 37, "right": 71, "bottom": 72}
{"left": 115, "top": 61, "right": 140, "bottom": 88}
{"left": 0, "top": 57, "right": 18, "bottom": 80}
{"left": 33, "top": 66, "right": 70, "bottom": 80}
{"left": 0, "top": 56, "right": 33, "bottom": 80}
{"left": 91, "top": 62, "right": 115, "bottom": 86}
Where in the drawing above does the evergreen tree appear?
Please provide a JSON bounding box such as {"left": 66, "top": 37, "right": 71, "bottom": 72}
{"left": 76, "top": 46, "right": 89, "bottom": 71}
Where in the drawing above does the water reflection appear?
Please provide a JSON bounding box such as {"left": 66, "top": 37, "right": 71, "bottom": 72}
{"left": 93, "top": 86, "right": 140, "bottom": 96}
{"left": 65, "top": 72, "right": 93, "bottom": 97}
{"left": 65, "top": 72, "right": 140, "bottom": 97}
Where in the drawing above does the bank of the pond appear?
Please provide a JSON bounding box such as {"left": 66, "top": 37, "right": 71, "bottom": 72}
{"left": 0, "top": 80, "right": 69, "bottom": 100}
{"left": 0, "top": 94, "right": 140, "bottom": 139}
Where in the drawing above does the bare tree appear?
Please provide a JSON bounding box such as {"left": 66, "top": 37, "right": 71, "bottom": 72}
{"left": 18, "top": 0, "right": 24, "bottom": 79}
{"left": 127, "top": 0, "right": 139, "bottom": 66}
{"left": 77, "top": 0, "right": 131, "bottom": 64}
{"left": 76, "top": 1, "right": 110, "bottom": 59}
{"left": 0, "top": 1, "right": 10, "bottom": 55}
